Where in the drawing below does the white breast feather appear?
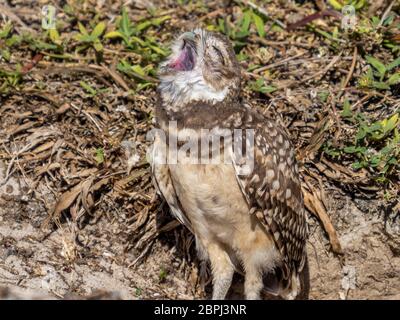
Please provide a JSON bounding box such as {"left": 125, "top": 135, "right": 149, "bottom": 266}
{"left": 159, "top": 69, "right": 228, "bottom": 107}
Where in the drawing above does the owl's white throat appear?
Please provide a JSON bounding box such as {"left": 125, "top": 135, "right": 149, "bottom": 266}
{"left": 159, "top": 70, "right": 229, "bottom": 110}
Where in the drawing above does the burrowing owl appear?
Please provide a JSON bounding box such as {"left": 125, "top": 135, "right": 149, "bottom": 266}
{"left": 150, "top": 29, "right": 308, "bottom": 300}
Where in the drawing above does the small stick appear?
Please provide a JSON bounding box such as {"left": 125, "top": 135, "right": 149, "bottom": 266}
{"left": 197, "top": 8, "right": 224, "bottom": 22}
{"left": 277, "top": 52, "right": 342, "bottom": 91}
{"left": 298, "top": 52, "right": 342, "bottom": 83}
{"left": 21, "top": 53, "right": 44, "bottom": 75}
{"left": 379, "top": 0, "right": 395, "bottom": 27}
{"left": 251, "top": 36, "right": 313, "bottom": 49}
{"left": 0, "top": 4, "right": 35, "bottom": 33}
{"left": 101, "top": 63, "right": 131, "bottom": 91}
{"left": 302, "top": 187, "right": 343, "bottom": 254}
{"left": 342, "top": 47, "right": 358, "bottom": 91}
{"left": 286, "top": 10, "right": 341, "bottom": 31}
{"left": 253, "top": 52, "right": 308, "bottom": 74}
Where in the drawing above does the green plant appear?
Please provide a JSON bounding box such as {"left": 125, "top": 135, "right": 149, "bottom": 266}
{"left": 117, "top": 59, "right": 155, "bottom": 91}
{"left": 95, "top": 147, "right": 105, "bottom": 164}
{"left": 358, "top": 56, "right": 400, "bottom": 90}
{"left": 104, "top": 7, "right": 169, "bottom": 56}
{"left": 327, "top": 109, "right": 400, "bottom": 181}
{"left": 0, "top": 66, "right": 22, "bottom": 93}
{"left": 318, "top": 90, "right": 330, "bottom": 103}
{"left": 74, "top": 21, "right": 106, "bottom": 53}
{"left": 135, "top": 287, "right": 142, "bottom": 297}
{"left": 158, "top": 267, "right": 168, "bottom": 282}
{"left": 0, "top": 21, "right": 13, "bottom": 39}
{"left": 216, "top": 9, "right": 267, "bottom": 49}
{"left": 328, "top": 0, "right": 367, "bottom": 10}
{"left": 0, "top": 22, "right": 12, "bottom": 62}
{"left": 4, "top": 31, "right": 59, "bottom": 52}
{"left": 103, "top": 8, "right": 169, "bottom": 90}
{"left": 248, "top": 78, "right": 276, "bottom": 94}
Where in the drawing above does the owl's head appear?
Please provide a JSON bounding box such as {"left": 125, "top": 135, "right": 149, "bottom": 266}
{"left": 158, "top": 29, "right": 241, "bottom": 107}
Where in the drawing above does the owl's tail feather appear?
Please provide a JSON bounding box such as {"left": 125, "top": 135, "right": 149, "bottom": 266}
{"left": 262, "top": 257, "right": 310, "bottom": 300}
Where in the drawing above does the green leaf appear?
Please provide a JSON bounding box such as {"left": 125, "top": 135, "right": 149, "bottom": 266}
{"left": 91, "top": 22, "right": 106, "bottom": 38}
{"left": 328, "top": 0, "right": 343, "bottom": 10}
{"left": 354, "top": 0, "right": 367, "bottom": 10}
{"left": 365, "top": 55, "right": 386, "bottom": 76}
{"left": 352, "top": 161, "right": 365, "bottom": 169}
{"left": 129, "top": 36, "right": 146, "bottom": 46}
{"left": 217, "top": 18, "right": 226, "bottom": 34}
{"left": 236, "top": 51, "right": 248, "bottom": 62}
{"left": 135, "top": 287, "right": 142, "bottom": 297}
{"left": 371, "top": 81, "right": 390, "bottom": 90}
{"left": 49, "top": 28, "right": 60, "bottom": 44}
{"left": 105, "top": 30, "right": 124, "bottom": 39}
{"left": 131, "top": 64, "right": 145, "bottom": 76}
{"left": 74, "top": 34, "right": 93, "bottom": 42}
{"left": 136, "top": 82, "right": 153, "bottom": 92}
{"left": 121, "top": 7, "right": 132, "bottom": 36}
{"left": 387, "top": 72, "right": 400, "bottom": 85}
{"left": 136, "top": 21, "right": 152, "bottom": 32}
{"left": 78, "top": 22, "right": 89, "bottom": 35}
{"left": 324, "top": 145, "right": 340, "bottom": 157}
{"left": 343, "top": 146, "right": 358, "bottom": 153}
{"left": 1, "top": 49, "right": 11, "bottom": 61}
{"left": 367, "top": 122, "right": 382, "bottom": 133}
{"left": 383, "top": 113, "right": 399, "bottom": 133}
{"left": 369, "top": 155, "right": 381, "bottom": 167}
{"left": 260, "top": 85, "right": 277, "bottom": 93}
{"left": 317, "top": 91, "right": 329, "bottom": 103}
{"left": 158, "top": 267, "right": 167, "bottom": 282}
{"left": 383, "top": 13, "right": 395, "bottom": 26}
{"left": 29, "top": 39, "right": 58, "bottom": 50}
{"left": 332, "top": 26, "right": 339, "bottom": 39}
{"left": 252, "top": 13, "right": 265, "bottom": 38}
{"left": 93, "top": 41, "right": 103, "bottom": 52}
{"left": 235, "top": 30, "right": 250, "bottom": 39}
{"left": 80, "top": 81, "right": 97, "bottom": 96}
{"left": 0, "top": 22, "right": 13, "bottom": 39}
{"left": 386, "top": 57, "right": 400, "bottom": 71}
{"left": 5, "top": 35, "right": 22, "bottom": 47}
{"left": 151, "top": 15, "right": 171, "bottom": 26}
{"left": 371, "top": 16, "right": 380, "bottom": 28}
{"left": 341, "top": 98, "right": 352, "bottom": 118}
{"left": 356, "top": 128, "right": 367, "bottom": 141}
{"left": 240, "top": 10, "right": 252, "bottom": 34}
{"left": 95, "top": 148, "right": 105, "bottom": 164}
{"left": 148, "top": 44, "right": 167, "bottom": 56}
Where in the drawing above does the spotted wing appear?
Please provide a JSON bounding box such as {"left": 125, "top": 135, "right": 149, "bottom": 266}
{"left": 231, "top": 113, "right": 308, "bottom": 280}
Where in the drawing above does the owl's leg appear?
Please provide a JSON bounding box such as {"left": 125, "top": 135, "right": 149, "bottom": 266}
{"left": 241, "top": 241, "right": 272, "bottom": 300}
{"left": 243, "top": 263, "right": 263, "bottom": 300}
{"left": 206, "top": 242, "right": 234, "bottom": 300}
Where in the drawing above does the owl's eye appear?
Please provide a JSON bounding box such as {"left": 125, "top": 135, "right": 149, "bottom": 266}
{"left": 212, "top": 45, "right": 225, "bottom": 65}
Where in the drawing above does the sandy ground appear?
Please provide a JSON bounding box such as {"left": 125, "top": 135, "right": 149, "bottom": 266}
{"left": 1, "top": 160, "right": 399, "bottom": 300}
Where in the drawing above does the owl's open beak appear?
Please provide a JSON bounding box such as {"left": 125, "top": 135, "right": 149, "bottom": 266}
{"left": 168, "top": 33, "right": 196, "bottom": 71}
